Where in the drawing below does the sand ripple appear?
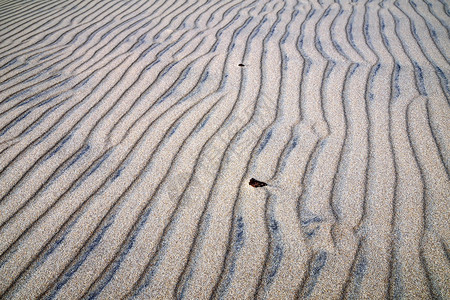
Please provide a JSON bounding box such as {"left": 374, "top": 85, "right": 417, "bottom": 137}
{"left": 0, "top": 0, "right": 449, "bottom": 299}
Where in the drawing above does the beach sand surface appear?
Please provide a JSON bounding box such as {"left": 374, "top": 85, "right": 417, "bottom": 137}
{"left": 0, "top": 0, "right": 449, "bottom": 299}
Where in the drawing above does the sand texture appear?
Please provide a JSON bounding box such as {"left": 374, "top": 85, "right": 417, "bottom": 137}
{"left": 0, "top": 0, "right": 449, "bottom": 299}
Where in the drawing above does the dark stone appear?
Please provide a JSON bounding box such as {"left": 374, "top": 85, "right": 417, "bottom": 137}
{"left": 249, "top": 178, "right": 267, "bottom": 187}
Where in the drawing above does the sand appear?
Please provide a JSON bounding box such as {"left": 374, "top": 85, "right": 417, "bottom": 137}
{"left": 0, "top": 0, "right": 449, "bottom": 299}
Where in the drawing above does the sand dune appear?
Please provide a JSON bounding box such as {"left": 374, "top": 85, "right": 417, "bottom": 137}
{"left": 0, "top": 0, "right": 449, "bottom": 299}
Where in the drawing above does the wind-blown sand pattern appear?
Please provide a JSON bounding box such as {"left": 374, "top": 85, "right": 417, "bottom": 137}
{"left": 0, "top": 0, "right": 449, "bottom": 299}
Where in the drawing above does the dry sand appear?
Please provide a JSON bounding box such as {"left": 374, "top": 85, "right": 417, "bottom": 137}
{"left": 0, "top": 0, "right": 449, "bottom": 299}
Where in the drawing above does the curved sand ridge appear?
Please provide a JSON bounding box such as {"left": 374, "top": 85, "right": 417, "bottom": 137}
{"left": 0, "top": 0, "right": 449, "bottom": 299}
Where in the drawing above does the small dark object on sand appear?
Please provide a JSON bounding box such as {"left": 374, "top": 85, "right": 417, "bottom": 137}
{"left": 238, "top": 63, "right": 245, "bottom": 67}
{"left": 249, "top": 178, "right": 267, "bottom": 188}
